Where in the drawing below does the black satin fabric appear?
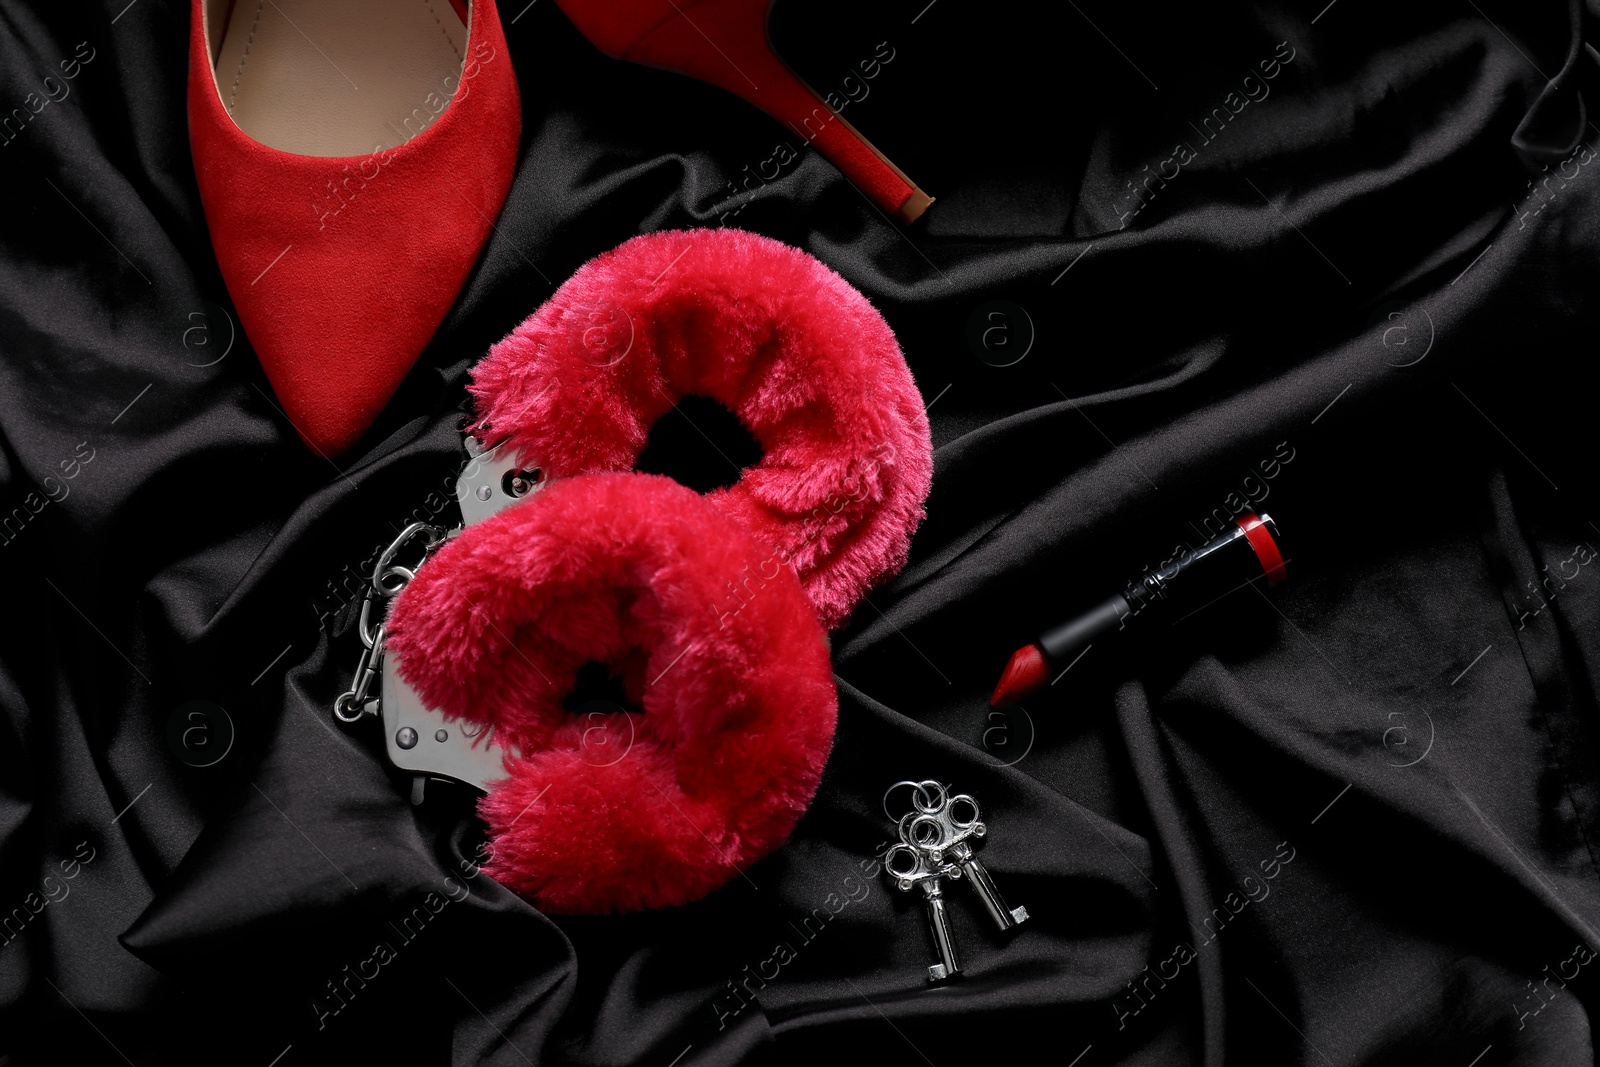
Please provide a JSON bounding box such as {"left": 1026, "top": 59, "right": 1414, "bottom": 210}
{"left": 5, "top": 1, "right": 1600, "bottom": 1063}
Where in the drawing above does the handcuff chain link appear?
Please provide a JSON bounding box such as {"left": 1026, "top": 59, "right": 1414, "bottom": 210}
{"left": 333, "top": 522, "right": 448, "bottom": 723}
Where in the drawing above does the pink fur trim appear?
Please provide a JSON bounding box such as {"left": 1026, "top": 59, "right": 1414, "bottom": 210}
{"left": 384, "top": 473, "right": 838, "bottom": 913}
{"left": 468, "top": 228, "right": 933, "bottom": 629}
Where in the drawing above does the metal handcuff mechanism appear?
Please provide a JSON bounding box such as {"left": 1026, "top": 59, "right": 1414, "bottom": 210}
{"left": 331, "top": 436, "right": 536, "bottom": 803}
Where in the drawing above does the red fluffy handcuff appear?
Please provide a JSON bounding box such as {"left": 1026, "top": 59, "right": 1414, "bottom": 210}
{"left": 379, "top": 229, "right": 933, "bottom": 913}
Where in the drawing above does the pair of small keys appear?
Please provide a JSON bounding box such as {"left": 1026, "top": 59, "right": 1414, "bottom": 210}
{"left": 884, "top": 780, "right": 1029, "bottom": 982}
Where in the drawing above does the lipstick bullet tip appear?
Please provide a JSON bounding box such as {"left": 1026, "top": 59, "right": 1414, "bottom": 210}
{"left": 990, "top": 644, "right": 1048, "bottom": 706}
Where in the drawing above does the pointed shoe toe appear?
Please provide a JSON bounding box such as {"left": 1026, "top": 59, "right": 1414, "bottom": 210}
{"left": 188, "top": 0, "right": 522, "bottom": 457}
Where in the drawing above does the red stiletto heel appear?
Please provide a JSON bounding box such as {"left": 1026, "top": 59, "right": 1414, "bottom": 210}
{"left": 554, "top": 0, "right": 933, "bottom": 223}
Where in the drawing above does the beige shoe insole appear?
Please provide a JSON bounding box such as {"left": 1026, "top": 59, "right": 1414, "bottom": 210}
{"left": 212, "top": 0, "right": 468, "bottom": 157}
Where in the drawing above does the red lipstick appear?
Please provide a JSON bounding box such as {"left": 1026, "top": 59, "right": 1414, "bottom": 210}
{"left": 989, "top": 644, "right": 1047, "bottom": 706}
{"left": 989, "top": 512, "right": 1286, "bottom": 706}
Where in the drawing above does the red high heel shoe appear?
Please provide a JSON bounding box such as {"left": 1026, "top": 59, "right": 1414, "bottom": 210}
{"left": 188, "top": 0, "right": 521, "bottom": 457}
{"left": 554, "top": 0, "right": 933, "bottom": 223}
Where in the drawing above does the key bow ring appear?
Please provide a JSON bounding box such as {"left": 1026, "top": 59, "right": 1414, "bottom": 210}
{"left": 898, "top": 790, "right": 985, "bottom": 864}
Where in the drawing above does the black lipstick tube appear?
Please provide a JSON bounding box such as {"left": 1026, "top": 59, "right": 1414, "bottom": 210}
{"left": 1038, "top": 513, "right": 1286, "bottom": 664}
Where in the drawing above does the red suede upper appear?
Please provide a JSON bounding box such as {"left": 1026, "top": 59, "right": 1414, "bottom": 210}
{"left": 468, "top": 228, "right": 935, "bottom": 630}
{"left": 554, "top": 0, "right": 916, "bottom": 216}
{"left": 187, "top": 0, "right": 521, "bottom": 457}
{"left": 384, "top": 473, "right": 838, "bottom": 914}
{"left": 551, "top": 0, "right": 683, "bottom": 56}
